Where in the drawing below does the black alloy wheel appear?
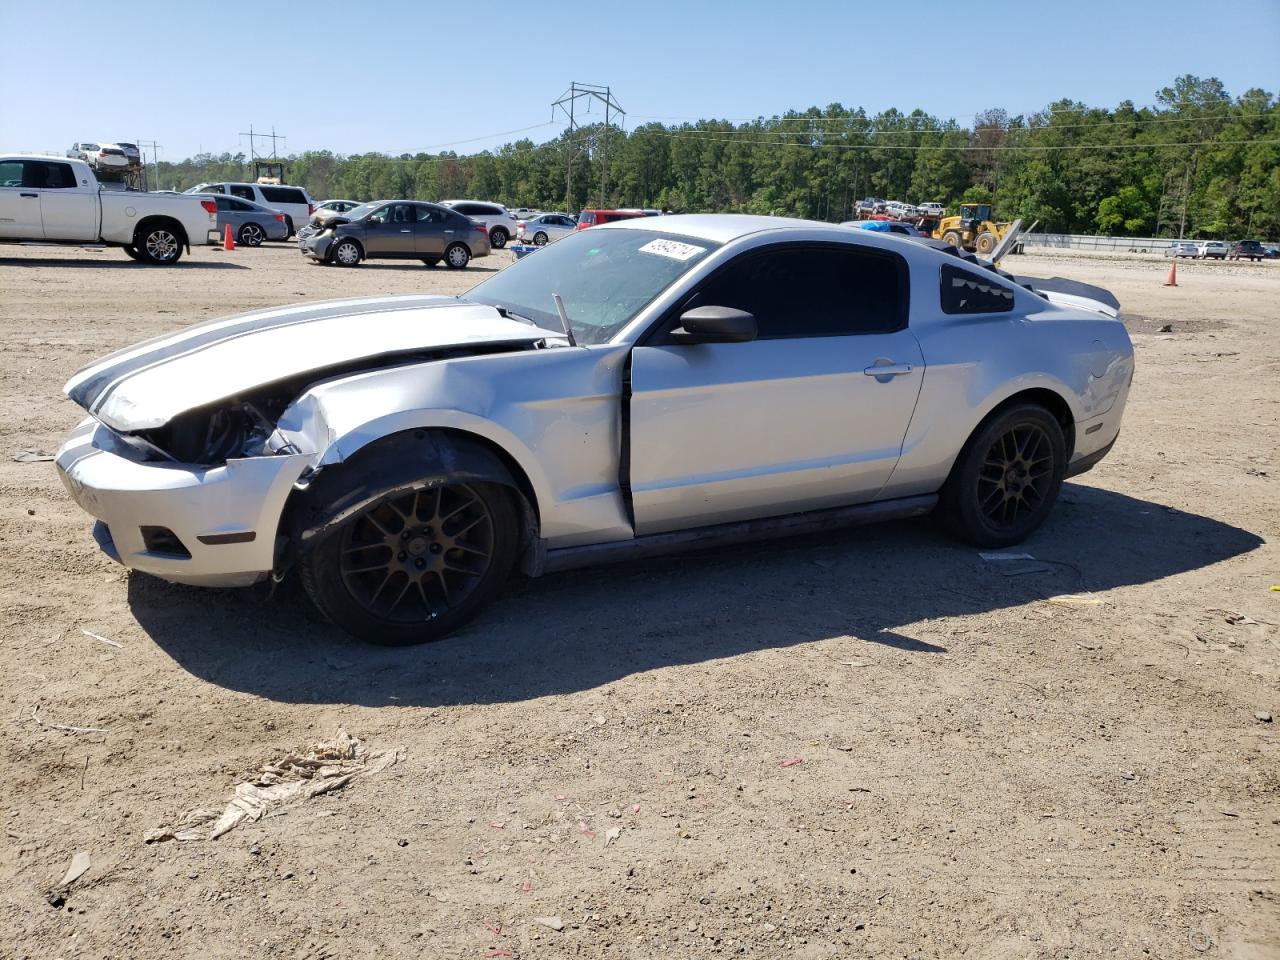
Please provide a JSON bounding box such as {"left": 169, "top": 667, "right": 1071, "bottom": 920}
{"left": 300, "top": 481, "right": 518, "bottom": 645}
{"left": 939, "top": 403, "right": 1066, "bottom": 547}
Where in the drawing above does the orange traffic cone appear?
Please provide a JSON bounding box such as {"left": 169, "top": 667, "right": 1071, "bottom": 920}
{"left": 1163, "top": 261, "right": 1177, "bottom": 286}
{"left": 223, "top": 224, "right": 235, "bottom": 251}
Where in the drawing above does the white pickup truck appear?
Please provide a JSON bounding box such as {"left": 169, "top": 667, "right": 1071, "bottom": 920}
{"left": 0, "top": 154, "right": 217, "bottom": 264}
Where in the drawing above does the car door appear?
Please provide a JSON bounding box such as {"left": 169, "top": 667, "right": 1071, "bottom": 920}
{"left": 362, "top": 203, "right": 417, "bottom": 257}
{"left": 27, "top": 159, "right": 97, "bottom": 241}
{"left": 413, "top": 204, "right": 448, "bottom": 257}
{"left": 628, "top": 242, "right": 925, "bottom": 535}
{"left": 0, "top": 158, "right": 42, "bottom": 238}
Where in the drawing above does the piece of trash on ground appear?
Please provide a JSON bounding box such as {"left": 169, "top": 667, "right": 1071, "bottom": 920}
{"left": 997, "top": 561, "right": 1054, "bottom": 577}
{"left": 59, "top": 851, "right": 91, "bottom": 886}
{"left": 534, "top": 916, "right": 564, "bottom": 931}
{"left": 1047, "top": 593, "right": 1105, "bottom": 606}
{"left": 781, "top": 757, "right": 804, "bottom": 768}
{"left": 980, "top": 551, "right": 1036, "bottom": 562}
{"left": 143, "top": 728, "right": 402, "bottom": 842}
{"left": 82, "top": 629, "right": 123, "bottom": 648}
{"left": 14, "top": 450, "right": 55, "bottom": 463}
{"left": 604, "top": 826, "right": 622, "bottom": 847}
{"left": 1208, "top": 608, "right": 1259, "bottom": 625}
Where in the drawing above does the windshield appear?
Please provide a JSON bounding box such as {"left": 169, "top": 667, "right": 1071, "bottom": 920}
{"left": 341, "top": 202, "right": 381, "bottom": 221}
{"left": 466, "top": 228, "right": 720, "bottom": 345}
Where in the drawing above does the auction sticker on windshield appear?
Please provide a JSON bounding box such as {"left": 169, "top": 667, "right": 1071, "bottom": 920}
{"left": 638, "top": 238, "right": 706, "bottom": 261}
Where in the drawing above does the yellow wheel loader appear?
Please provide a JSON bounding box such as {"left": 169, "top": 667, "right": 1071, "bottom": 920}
{"left": 934, "top": 203, "right": 1012, "bottom": 256}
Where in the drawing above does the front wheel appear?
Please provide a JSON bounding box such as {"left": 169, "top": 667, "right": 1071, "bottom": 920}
{"left": 942, "top": 230, "right": 964, "bottom": 250}
{"left": 136, "top": 224, "right": 183, "bottom": 264}
{"left": 332, "top": 239, "right": 362, "bottom": 266}
{"left": 238, "top": 223, "right": 266, "bottom": 246}
{"left": 298, "top": 481, "right": 519, "bottom": 645}
{"left": 975, "top": 231, "right": 998, "bottom": 256}
{"left": 938, "top": 403, "right": 1066, "bottom": 547}
{"left": 533, "top": 231, "right": 548, "bottom": 246}
{"left": 445, "top": 242, "right": 470, "bottom": 269}
{"left": 489, "top": 227, "right": 508, "bottom": 249}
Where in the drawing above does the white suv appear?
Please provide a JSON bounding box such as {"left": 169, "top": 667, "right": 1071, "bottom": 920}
{"left": 184, "top": 182, "right": 314, "bottom": 238}
{"left": 917, "top": 202, "right": 945, "bottom": 216}
{"left": 439, "top": 200, "right": 519, "bottom": 249}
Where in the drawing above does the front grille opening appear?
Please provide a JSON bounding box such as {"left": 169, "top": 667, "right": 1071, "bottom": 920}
{"left": 140, "top": 526, "right": 191, "bottom": 559}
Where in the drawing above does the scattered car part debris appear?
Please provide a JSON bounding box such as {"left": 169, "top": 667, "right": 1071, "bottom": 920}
{"left": 533, "top": 916, "right": 564, "bottom": 931}
{"left": 143, "top": 729, "right": 402, "bottom": 842}
{"left": 13, "top": 450, "right": 54, "bottom": 463}
{"left": 81, "top": 629, "right": 122, "bottom": 648}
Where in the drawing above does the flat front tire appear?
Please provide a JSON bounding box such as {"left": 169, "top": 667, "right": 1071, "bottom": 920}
{"left": 299, "top": 481, "right": 519, "bottom": 645}
{"left": 939, "top": 403, "right": 1067, "bottom": 547}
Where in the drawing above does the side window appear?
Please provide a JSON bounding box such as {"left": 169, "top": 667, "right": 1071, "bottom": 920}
{"left": 0, "top": 160, "right": 23, "bottom": 186}
{"left": 229, "top": 185, "right": 254, "bottom": 201}
{"left": 455, "top": 203, "right": 481, "bottom": 216}
{"left": 686, "top": 245, "right": 908, "bottom": 340}
{"left": 414, "top": 205, "right": 446, "bottom": 224}
{"left": 213, "top": 196, "right": 232, "bottom": 211}
{"left": 24, "top": 161, "right": 77, "bottom": 189}
{"left": 261, "top": 186, "right": 307, "bottom": 204}
{"left": 229, "top": 198, "right": 254, "bottom": 211}
{"left": 366, "top": 205, "right": 392, "bottom": 224}
{"left": 939, "top": 264, "right": 1015, "bottom": 314}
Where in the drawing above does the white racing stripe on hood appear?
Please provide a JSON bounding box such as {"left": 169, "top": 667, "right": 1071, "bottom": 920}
{"left": 66, "top": 298, "right": 546, "bottom": 432}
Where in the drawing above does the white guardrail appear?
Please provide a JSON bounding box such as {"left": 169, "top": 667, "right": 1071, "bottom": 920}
{"left": 1019, "top": 232, "right": 1178, "bottom": 253}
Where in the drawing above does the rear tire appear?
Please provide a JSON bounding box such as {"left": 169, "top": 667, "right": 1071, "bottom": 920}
{"left": 445, "top": 242, "right": 470, "bottom": 269}
{"left": 284, "top": 215, "right": 296, "bottom": 239}
{"left": 489, "top": 227, "right": 508, "bottom": 249}
{"left": 238, "top": 223, "right": 266, "bottom": 247}
{"left": 421, "top": 257, "right": 441, "bottom": 267}
{"left": 938, "top": 403, "right": 1066, "bottom": 547}
{"left": 299, "top": 480, "right": 518, "bottom": 646}
{"left": 533, "top": 231, "right": 548, "bottom": 246}
{"left": 135, "top": 222, "right": 183, "bottom": 264}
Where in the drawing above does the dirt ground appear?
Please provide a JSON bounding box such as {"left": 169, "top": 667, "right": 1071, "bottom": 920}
{"left": 1, "top": 240, "right": 1276, "bottom": 960}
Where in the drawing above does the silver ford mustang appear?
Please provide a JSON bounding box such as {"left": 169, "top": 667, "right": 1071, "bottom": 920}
{"left": 56, "top": 215, "right": 1133, "bottom": 645}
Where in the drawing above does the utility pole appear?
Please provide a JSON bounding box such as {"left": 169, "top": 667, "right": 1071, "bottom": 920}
{"left": 552, "top": 83, "right": 624, "bottom": 209}
{"left": 1177, "top": 163, "right": 1191, "bottom": 239}
{"left": 238, "top": 124, "right": 287, "bottom": 177}
{"left": 136, "top": 139, "right": 162, "bottom": 192}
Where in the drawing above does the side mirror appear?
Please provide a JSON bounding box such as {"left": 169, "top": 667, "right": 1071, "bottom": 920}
{"left": 670, "top": 306, "right": 757, "bottom": 344}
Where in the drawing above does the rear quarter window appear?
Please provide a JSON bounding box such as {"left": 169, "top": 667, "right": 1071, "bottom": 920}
{"left": 260, "top": 186, "right": 307, "bottom": 204}
{"left": 940, "top": 264, "right": 1015, "bottom": 314}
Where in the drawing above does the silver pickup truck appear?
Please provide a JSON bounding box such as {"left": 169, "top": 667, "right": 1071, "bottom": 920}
{"left": 0, "top": 154, "right": 217, "bottom": 263}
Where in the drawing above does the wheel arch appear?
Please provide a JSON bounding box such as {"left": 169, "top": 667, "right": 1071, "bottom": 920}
{"left": 276, "top": 427, "right": 542, "bottom": 576}
{"left": 942, "top": 386, "right": 1076, "bottom": 489}
{"left": 331, "top": 235, "right": 364, "bottom": 262}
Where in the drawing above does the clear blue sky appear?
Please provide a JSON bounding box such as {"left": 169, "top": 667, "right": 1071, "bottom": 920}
{"left": 2, "top": 0, "right": 1276, "bottom": 161}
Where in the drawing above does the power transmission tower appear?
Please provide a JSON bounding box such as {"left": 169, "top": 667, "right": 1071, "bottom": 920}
{"left": 136, "top": 139, "right": 162, "bottom": 191}
{"left": 551, "top": 83, "right": 624, "bottom": 209}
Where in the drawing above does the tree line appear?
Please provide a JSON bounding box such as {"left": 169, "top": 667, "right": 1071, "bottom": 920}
{"left": 155, "top": 75, "right": 1279, "bottom": 240}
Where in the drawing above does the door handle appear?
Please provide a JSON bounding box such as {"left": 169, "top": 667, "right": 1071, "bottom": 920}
{"left": 444, "top": 229, "right": 454, "bottom": 234}
{"left": 19, "top": 192, "right": 37, "bottom": 198}
{"left": 400, "top": 229, "right": 411, "bottom": 233}
{"left": 863, "top": 361, "right": 913, "bottom": 379}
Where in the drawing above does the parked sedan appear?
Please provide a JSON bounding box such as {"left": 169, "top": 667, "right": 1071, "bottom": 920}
{"left": 1197, "top": 240, "right": 1229, "bottom": 260}
{"left": 300, "top": 200, "right": 490, "bottom": 268}
{"left": 202, "top": 193, "right": 289, "bottom": 245}
{"left": 842, "top": 219, "right": 926, "bottom": 237}
{"left": 57, "top": 214, "right": 1132, "bottom": 646}
{"left": 517, "top": 212, "right": 577, "bottom": 245}
{"left": 1167, "top": 241, "right": 1199, "bottom": 258}
{"left": 314, "top": 199, "right": 361, "bottom": 215}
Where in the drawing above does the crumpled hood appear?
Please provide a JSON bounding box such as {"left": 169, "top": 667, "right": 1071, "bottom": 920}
{"left": 64, "top": 295, "right": 547, "bottom": 432}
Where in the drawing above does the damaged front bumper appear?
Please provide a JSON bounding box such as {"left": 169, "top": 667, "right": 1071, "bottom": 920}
{"left": 56, "top": 417, "right": 315, "bottom": 587}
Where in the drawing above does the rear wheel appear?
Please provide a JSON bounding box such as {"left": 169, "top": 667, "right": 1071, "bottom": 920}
{"left": 299, "top": 481, "right": 518, "bottom": 645}
{"left": 238, "top": 222, "right": 266, "bottom": 246}
{"left": 938, "top": 403, "right": 1066, "bottom": 547}
{"left": 421, "top": 257, "right": 440, "bottom": 267}
{"left": 135, "top": 223, "right": 183, "bottom": 264}
{"left": 445, "top": 242, "right": 470, "bottom": 269}
{"left": 975, "top": 232, "right": 998, "bottom": 256}
{"left": 332, "top": 239, "right": 362, "bottom": 266}
{"left": 533, "top": 231, "right": 548, "bottom": 246}
{"left": 489, "top": 227, "right": 508, "bottom": 249}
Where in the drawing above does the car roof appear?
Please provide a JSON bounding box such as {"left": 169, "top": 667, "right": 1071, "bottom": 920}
{"left": 597, "top": 213, "right": 857, "bottom": 245}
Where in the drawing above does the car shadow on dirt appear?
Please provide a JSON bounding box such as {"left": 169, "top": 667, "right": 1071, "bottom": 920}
{"left": 129, "top": 483, "right": 1262, "bottom": 707}
{"left": 0, "top": 257, "right": 249, "bottom": 270}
